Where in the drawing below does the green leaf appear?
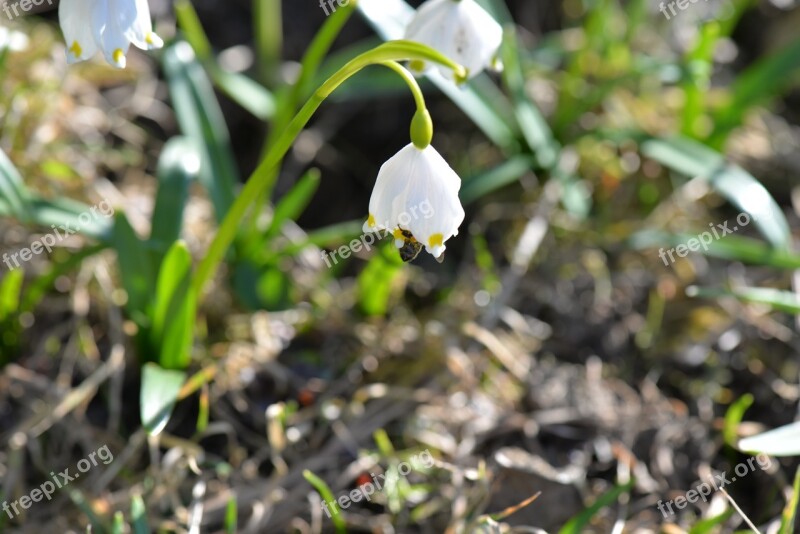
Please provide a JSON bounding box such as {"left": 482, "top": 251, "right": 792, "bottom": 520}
{"left": 723, "top": 393, "right": 754, "bottom": 448}
{"left": 303, "top": 470, "right": 346, "bottom": 534}
{"left": 112, "top": 213, "right": 155, "bottom": 324}
{"left": 151, "top": 241, "right": 195, "bottom": 370}
{"left": 629, "top": 231, "right": 800, "bottom": 269}
{"left": 781, "top": 467, "right": 800, "bottom": 534}
{"left": 689, "top": 509, "right": 735, "bottom": 534}
{"left": 641, "top": 136, "right": 791, "bottom": 248}
{"left": 460, "top": 156, "right": 533, "bottom": 204}
{"left": 500, "top": 28, "right": 559, "bottom": 169}
{"left": 357, "top": 0, "right": 517, "bottom": 149}
{"left": 111, "top": 511, "right": 125, "bottom": 534}
{"left": 131, "top": 494, "right": 150, "bottom": 534}
{"left": 265, "top": 168, "right": 321, "bottom": 238}
{"left": 140, "top": 363, "right": 186, "bottom": 436}
{"left": 225, "top": 496, "right": 238, "bottom": 534}
{"left": 688, "top": 286, "right": 800, "bottom": 315}
{"left": 0, "top": 148, "right": 32, "bottom": 223}
{"left": 0, "top": 268, "right": 24, "bottom": 324}
{"left": 558, "top": 480, "right": 634, "bottom": 534}
{"left": 163, "top": 42, "right": 239, "bottom": 222}
{"left": 0, "top": 195, "right": 113, "bottom": 241}
{"left": 357, "top": 241, "right": 404, "bottom": 316}
{"left": 710, "top": 35, "right": 800, "bottom": 147}
{"left": 151, "top": 137, "right": 196, "bottom": 252}
{"left": 211, "top": 68, "right": 276, "bottom": 120}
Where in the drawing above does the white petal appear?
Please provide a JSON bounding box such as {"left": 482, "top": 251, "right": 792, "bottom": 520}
{"left": 404, "top": 0, "right": 503, "bottom": 80}
{"left": 738, "top": 422, "right": 800, "bottom": 456}
{"left": 97, "top": 0, "right": 132, "bottom": 68}
{"left": 118, "top": 0, "right": 163, "bottom": 50}
{"left": 59, "top": 0, "right": 99, "bottom": 63}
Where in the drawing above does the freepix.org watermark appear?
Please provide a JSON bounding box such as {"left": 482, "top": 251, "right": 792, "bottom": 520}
{"left": 658, "top": 0, "right": 711, "bottom": 20}
{"left": 321, "top": 449, "right": 434, "bottom": 519}
{"left": 656, "top": 453, "right": 772, "bottom": 518}
{"left": 2, "top": 0, "right": 54, "bottom": 21}
{"left": 319, "top": 0, "right": 352, "bottom": 16}
{"left": 658, "top": 209, "right": 767, "bottom": 266}
{"left": 321, "top": 199, "right": 434, "bottom": 268}
{"left": 2, "top": 198, "right": 115, "bottom": 271}
{"left": 2, "top": 444, "right": 114, "bottom": 520}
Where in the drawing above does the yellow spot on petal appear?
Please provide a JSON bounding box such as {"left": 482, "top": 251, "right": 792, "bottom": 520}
{"left": 146, "top": 33, "right": 155, "bottom": 45}
{"left": 69, "top": 40, "right": 82, "bottom": 58}
{"left": 393, "top": 228, "right": 405, "bottom": 240}
{"left": 113, "top": 49, "right": 125, "bottom": 65}
{"left": 409, "top": 59, "right": 425, "bottom": 72}
{"left": 428, "top": 233, "right": 444, "bottom": 249}
{"left": 367, "top": 214, "right": 376, "bottom": 227}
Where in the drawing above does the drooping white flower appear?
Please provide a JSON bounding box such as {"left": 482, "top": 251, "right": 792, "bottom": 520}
{"left": 59, "top": 0, "right": 163, "bottom": 69}
{"left": 363, "top": 143, "right": 465, "bottom": 260}
{"left": 404, "top": 0, "right": 503, "bottom": 80}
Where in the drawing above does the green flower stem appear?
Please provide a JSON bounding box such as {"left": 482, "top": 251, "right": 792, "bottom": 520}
{"left": 379, "top": 61, "right": 433, "bottom": 148}
{"left": 192, "top": 41, "right": 466, "bottom": 299}
{"left": 250, "top": 0, "right": 359, "bottom": 232}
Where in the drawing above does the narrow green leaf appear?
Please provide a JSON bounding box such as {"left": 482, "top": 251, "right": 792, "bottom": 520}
{"left": 0, "top": 268, "right": 24, "bottom": 324}
{"left": 629, "top": 231, "right": 800, "bottom": 270}
{"left": 303, "top": 470, "right": 346, "bottom": 533}
{"left": 0, "top": 148, "right": 31, "bottom": 223}
{"left": 111, "top": 512, "right": 125, "bottom": 534}
{"left": 163, "top": 42, "right": 239, "bottom": 222}
{"left": 723, "top": 394, "right": 754, "bottom": 448}
{"left": 151, "top": 241, "right": 195, "bottom": 370}
{"left": 689, "top": 509, "right": 735, "bottom": 534}
{"left": 131, "top": 494, "right": 150, "bottom": 534}
{"left": 265, "top": 168, "right": 321, "bottom": 238}
{"left": 781, "top": 467, "right": 800, "bottom": 534}
{"left": 642, "top": 137, "right": 791, "bottom": 248}
{"left": 174, "top": 0, "right": 275, "bottom": 119}
{"left": 225, "top": 496, "right": 238, "bottom": 534}
{"left": 501, "top": 28, "right": 559, "bottom": 169}
{"left": 460, "top": 156, "right": 533, "bottom": 204}
{"left": 710, "top": 35, "right": 800, "bottom": 147}
{"left": 112, "top": 213, "right": 155, "bottom": 324}
{"left": 689, "top": 286, "right": 800, "bottom": 315}
{"left": 357, "top": 242, "right": 404, "bottom": 316}
{"left": 558, "top": 480, "right": 634, "bottom": 534}
{"left": 140, "top": 363, "right": 186, "bottom": 436}
{"left": 151, "top": 137, "right": 196, "bottom": 251}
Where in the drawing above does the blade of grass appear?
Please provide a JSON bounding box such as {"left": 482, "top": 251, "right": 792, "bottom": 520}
{"left": 558, "top": 480, "right": 635, "bottom": 534}
{"left": 303, "top": 470, "right": 346, "bottom": 533}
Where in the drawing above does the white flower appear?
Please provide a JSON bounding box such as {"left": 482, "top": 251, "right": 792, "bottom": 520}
{"left": 59, "top": 0, "right": 163, "bottom": 68}
{"left": 404, "top": 0, "right": 503, "bottom": 80}
{"left": 363, "top": 143, "right": 465, "bottom": 260}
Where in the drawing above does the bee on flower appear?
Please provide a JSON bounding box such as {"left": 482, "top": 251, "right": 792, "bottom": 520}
{"left": 363, "top": 110, "right": 466, "bottom": 263}
{"left": 404, "top": 0, "right": 504, "bottom": 80}
{"left": 59, "top": 0, "right": 163, "bottom": 68}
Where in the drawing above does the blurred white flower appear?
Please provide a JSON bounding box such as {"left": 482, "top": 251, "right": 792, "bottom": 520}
{"left": 59, "top": 0, "right": 163, "bottom": 68}
{"left": 363, "top": 143, "right": 465, "bottom": 260}
{"left": 0, "top": 27, "right": 29, "bottom": 52}
{"left": 404, "top": 0, "right": 503, "bottom": 80}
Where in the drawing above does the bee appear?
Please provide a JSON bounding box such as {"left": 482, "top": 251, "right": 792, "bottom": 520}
{"left": 397, "top": 229, "right": 424, "bottom": 263}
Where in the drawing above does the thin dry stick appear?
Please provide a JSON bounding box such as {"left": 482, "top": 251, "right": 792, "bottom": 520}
{"left": 720, "top": 487, "right": 762, "bottom": 534}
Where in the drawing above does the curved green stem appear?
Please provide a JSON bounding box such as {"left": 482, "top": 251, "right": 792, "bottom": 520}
{"left": 192, "top": 41, "right": 466, "bottom": 299}
{"left": 379, "top": 60, "right": 426, "bottom": 112}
